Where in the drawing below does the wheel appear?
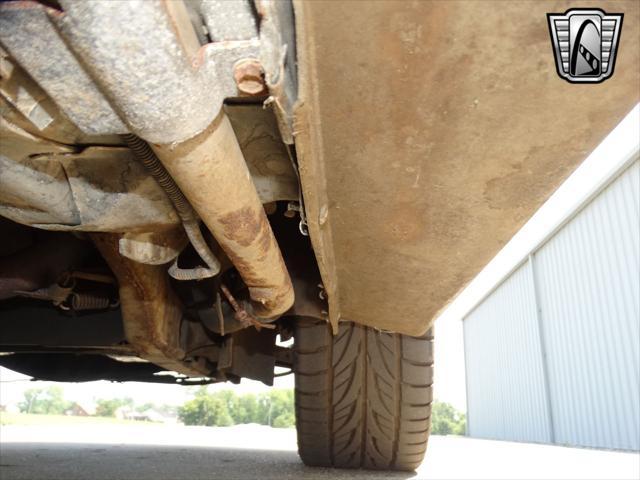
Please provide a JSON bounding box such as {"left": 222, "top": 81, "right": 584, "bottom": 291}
{"left": 293, "top": 320, "right": 434, "bottom": 471}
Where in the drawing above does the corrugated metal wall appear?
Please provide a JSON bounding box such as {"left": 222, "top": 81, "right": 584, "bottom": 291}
{"left": 464, "top": 160, "right": 640, "bottom": 451}
{"left": 464, "top": 263, "right": 552, "bottom": 443}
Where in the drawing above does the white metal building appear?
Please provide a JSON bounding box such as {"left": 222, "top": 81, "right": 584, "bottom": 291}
{"left": 460, "top": 106, "right": 640, "bottom": 451}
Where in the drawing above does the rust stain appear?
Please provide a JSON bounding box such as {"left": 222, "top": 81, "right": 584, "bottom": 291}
{"left": 222, "top": 247, "right": 259, "bottom": 283}
{"left": 218, "top": 205, "right": 263, "bottom": 248}
{"left": 90, "top": 232, "right": 202, "bottom": 373}
{"left": 233, "top": 59, "right": 267, "bottom": 96}
{"left": 256, "top": 215, "right": 273, "bottom": 255}
{"left": 385, "top": 204, "right": 426, "bottom": 244}
{"left": 250, "top": 283, "right": 294, "bottom": 315}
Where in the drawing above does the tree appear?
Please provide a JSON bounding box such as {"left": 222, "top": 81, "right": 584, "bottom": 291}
{"left": 236, "top": 393, "right": 258, "bottom": 424}
{"left": 177, "top": 388, "right": 296, "bottom": 428}
{"left": 95, "top": 397, "right": 133, "bottom": 417}
{"left": 263, "top": 389, "right": 294, "bottom": 428}
{"left": 272, "top": 410, "right": 295, "bottom": 428}
{"left": 216, "top": 390, "right": 240, "bottom": 422}
{"left": 18, "top": 386, "right": 70, "bottom": 415}
{"left": 430, "top": 401, "right": 466, "bottom": 436}
{"left": 178, "top": 387, "right": 234, "bottom": 427}
{"left": 135, "top": 402, "right": 155, "bottom": 414}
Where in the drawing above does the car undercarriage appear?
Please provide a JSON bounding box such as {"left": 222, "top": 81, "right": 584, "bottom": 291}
{"left": 0, "top": 0, "right": 638, "bottom": 471}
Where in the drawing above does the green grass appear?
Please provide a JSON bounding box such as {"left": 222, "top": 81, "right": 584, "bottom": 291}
{"left": 0, "top": 412, "right": 161, "bottom": 426}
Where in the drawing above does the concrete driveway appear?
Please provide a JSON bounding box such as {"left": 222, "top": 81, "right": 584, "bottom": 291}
{"left": 0, "top": 424, "right": 637, "bottom": 480}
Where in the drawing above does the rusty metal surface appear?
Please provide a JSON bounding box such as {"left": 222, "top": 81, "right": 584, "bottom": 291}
{"left": 56, "top": 148, "right": 180, "bottom": 232}
{"left": 0, "top": 48, "right": 53, "bottom": 131}
{"left": 118, "top": 230, "right": 187, "bottom": 266}
{"left": 257, "top": 0, "right": 298, "bottom": 143}
{"left": 0, "top": 49, "right": 123, "bottom": 146}
{"left": 122, "top": 133, "right": 221, "bottom": 278}
{"left": 0, "top": 120, "right": 77, "bottom": 225}
{"left": 0, "top": 120, "right": 180, "bottom": 231}
{"left": 151, "top": 113, "right": 294, "bottom": 319}
{"left": 52, "top": 0, "right": 275, "bottom": 144}
{"left": 226, "top": 104, "right": 298, "bottom": 203}
{"left": 55, "top": 0, "right": 221, "bottom": 143}
{"left": 233, "top": 59, "right": 267, "bottom": 96}
{"left": 1, "top": 0, "right": 295, "bottom": 145}
{"left": 197, "top": 0, "right": 258, "bottom": 42}
{"left": 224, "top": 327, "right": 278, "bottom": 385}
{"left": 1, "top": 90, "right": 295, "bottom": 243}
{"left": 0, "top": 2, "right": 126, "bottom": 135}
{"left": 91, "top": 233, "right": 207, "bottom": 376}
{"left": 293, "top": 0, "right": 640, "bottom": 336}
{"left": 0, "top": 232, "right": 91, "bottom": 301}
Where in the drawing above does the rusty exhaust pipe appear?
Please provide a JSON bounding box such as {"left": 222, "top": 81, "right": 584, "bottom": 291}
{"left": 58, "top": 0, "right": 294, "bottom": 320}
{"left": 151, "top": 114, "right": 294, "bottom": 319}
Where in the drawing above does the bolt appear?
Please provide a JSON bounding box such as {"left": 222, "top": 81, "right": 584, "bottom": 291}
{"left": 233, "top": 59, "right": 266, "bottom": 96}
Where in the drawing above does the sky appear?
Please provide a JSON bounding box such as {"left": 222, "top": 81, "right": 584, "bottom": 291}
{"left": 1, "top": 104, "right": 637, "bottom": 415}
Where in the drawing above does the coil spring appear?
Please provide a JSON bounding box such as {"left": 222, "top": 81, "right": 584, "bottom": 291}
{"left": 122, "top": 134, "right": 195, "bottom": 221}
{"left": 70, "top": 292, "right": 112, "bottom": 311}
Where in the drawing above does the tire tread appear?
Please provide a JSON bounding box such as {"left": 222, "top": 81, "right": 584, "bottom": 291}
{"left": 294, "top": 321, "right": 433, "bottom": 471}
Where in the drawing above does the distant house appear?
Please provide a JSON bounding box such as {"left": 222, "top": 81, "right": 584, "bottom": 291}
{"left": 67, "top": 400, "right": 96, "bottom": 417}
{"left": 114, "top": 406, "right": 176, "bottom": 424}
{"left": 145, "top": 408, "right": 174, "bottom": 423}
{"left": 114, "top": 405, "right": 130, "bottom": 420}
{"left": 0, "top": 403, "right": 19, "bottom": 414}
{"left": 7, "top": 404, "right": 19, "bottom": 414}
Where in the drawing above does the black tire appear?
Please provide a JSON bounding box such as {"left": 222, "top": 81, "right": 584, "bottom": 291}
{"left": 293, "top": 320, "right": 434, "bottom": 471}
